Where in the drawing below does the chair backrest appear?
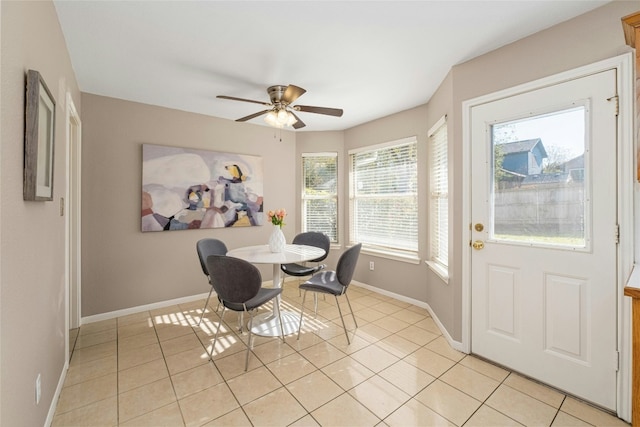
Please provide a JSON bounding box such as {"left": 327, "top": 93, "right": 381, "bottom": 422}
{"left": 336, "top": 243, "right": 362, "bottom": 288}
{"left": 206, "top": 255, "right": 262, "bottom": 305}
{"left": 292, "top": 232, "right": 330, "bottom": 262}
{"left": 196, "top": 238, "right": 228, "bottom": 277}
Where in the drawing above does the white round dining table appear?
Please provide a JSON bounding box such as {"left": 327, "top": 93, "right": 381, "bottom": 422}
{"left": 226, "top": 244, "right": 326, "bottom": 337}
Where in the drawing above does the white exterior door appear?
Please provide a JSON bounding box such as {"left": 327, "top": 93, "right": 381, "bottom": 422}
{"left": 470, "top": 69, "right": 618, "bottom": 410}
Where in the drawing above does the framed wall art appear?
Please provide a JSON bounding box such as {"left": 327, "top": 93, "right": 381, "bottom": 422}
{"left": 24, "top": 69, "right": 56, "bottom": 201}
{"left": 142, "top": 143, "right": 264, "bottom": 232}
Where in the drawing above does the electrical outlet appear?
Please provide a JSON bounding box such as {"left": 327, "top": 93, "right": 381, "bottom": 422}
{"left": 369, "top": 261, "right": 374, "bottom": 271}
{"left": 35, "top": 374, "right": 41, "bottom": 405}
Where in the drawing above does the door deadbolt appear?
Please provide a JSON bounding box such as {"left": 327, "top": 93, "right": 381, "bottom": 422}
{"left": 472, "top": 240, "right": 485, "bottom": 250}
{"left": 474, "top": 223, "right": 484, "bottom": 232}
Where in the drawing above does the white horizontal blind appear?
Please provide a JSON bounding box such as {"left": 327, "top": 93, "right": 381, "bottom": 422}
{"left": 349, "top": 138, "right": 418, "bottom": 255}
{"left": 302, "top": 153, "right": 338, "bottom": 242}
{"left": 429, "top": 116, "right": 448, "bottom": 269}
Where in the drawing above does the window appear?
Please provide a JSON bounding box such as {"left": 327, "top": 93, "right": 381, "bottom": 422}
{"left": 349, "top": 137, "right": 418, "bottom": 259}
{"left": 302, "top": 152, "right": 338, "bottom": 242}
{"left": 428, "top": 116, "right": 449, "bottom": 280}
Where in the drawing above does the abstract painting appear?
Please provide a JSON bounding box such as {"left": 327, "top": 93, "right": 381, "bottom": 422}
{"left": 141, "top": 144, "right": 264, "bottom": 232}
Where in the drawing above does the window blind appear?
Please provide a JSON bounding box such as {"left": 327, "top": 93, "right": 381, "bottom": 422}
{"left": 302, "top": 153, "right": 338, "bottom": 242}
{"left": 349, "top": 138, "right": 418, "bottom": 255}
{"left": 429, "top": 116, "right": 448, "bottom": 269}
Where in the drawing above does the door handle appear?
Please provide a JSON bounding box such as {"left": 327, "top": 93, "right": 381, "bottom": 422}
{"left": 472, "top": 240, "right": 485, "bottom": 250}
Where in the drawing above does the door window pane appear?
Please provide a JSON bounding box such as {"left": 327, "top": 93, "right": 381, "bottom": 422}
{"left": 491, "top": 107, "right": 586, "bottom": 248}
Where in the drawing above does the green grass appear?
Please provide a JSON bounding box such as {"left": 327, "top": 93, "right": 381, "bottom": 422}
{"left": 493, "top": 234, "right": 585, "bottom": 247}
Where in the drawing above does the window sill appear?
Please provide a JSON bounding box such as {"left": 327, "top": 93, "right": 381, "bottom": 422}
{"left": 361, "top": 247, "right": 421, "bottom": 265}
{"left": 425, "top": 260, "right": 449, "bottom": 284}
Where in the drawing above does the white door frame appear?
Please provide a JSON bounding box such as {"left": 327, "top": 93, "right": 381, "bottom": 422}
{"left": 64, "top": 93, "right": 82, "bottom": 362}
{"left": 461, "top": 53, "right": 634, "bottom": 421}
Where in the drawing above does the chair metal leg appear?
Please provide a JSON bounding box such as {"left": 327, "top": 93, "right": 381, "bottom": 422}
{"left": 297, "top": 290, "right": 308, "bottom": 340}
{"left": 238, "top": 312, "right": 244, "bottom": 332}
{"left": 208, "top": 306, "right": 225, "bottom": 360}
{"left": 245, "top": 310, "right": 253, "bottom": 371}
{"left": 313, "top": 293, "right": 318, "bottom": 316}
{"left": 276, "top": 301, "right": 286, "bottom": 343}
{"left": 335, "top": 295, "right": 351, "bottom": 345}
{"left": 344, "top": 293, "right": 358, "bottom": 329}
{"left": 198, "top": 287, "right": 214, "bottom": 326}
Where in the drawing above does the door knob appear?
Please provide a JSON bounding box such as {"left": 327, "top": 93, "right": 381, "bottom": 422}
{"left": 472, "top": 240, "right": 485, "bottom": 250}
{"left": 474, "top": 223, "right": 484, "bottom": 232}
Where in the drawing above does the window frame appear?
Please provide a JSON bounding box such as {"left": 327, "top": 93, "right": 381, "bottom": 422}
{"left": 301, "top": 152, "right": 339, "bottom": 243}
{"left": 427, "top": 115, "right": 449, "bottom": 282}
{"left": 348, "top": 137, "right": 419, "bottom": 263}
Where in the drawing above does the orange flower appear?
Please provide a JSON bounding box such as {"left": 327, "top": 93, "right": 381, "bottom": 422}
{"left": 268, "top": 208, "right": 287, "bottom": 228}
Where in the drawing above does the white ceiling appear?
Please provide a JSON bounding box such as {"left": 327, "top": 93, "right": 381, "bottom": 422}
{"left": 53, "top": 0, "right": 610, "bottom": 131}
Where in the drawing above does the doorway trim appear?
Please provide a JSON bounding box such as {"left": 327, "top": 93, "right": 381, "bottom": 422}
{"left": 461, "top": 53, "right": 634, "bottom": 421}
{"left": 64, "top": 92, "right": 82, "bottom": 362}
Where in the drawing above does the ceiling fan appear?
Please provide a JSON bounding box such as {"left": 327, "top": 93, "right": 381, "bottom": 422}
{"left": 217, "top": 84, "right": 343, "bottom": 130}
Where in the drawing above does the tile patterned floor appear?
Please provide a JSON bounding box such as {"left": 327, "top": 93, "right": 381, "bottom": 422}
{"left": 53, "top": 282, "right": 629, "bottom": 426}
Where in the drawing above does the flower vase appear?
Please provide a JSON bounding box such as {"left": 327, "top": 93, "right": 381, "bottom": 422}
{"left": 268, "top": 226, "right": 286, "bottom": 253}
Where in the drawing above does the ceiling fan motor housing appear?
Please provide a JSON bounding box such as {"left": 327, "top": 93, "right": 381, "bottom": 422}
{"left": 267, "top": 85, "right": 288, "bottom": 107}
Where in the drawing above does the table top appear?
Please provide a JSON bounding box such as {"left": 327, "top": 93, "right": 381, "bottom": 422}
{"left": 227, "top": 244, "right": 325, "bottom": 265}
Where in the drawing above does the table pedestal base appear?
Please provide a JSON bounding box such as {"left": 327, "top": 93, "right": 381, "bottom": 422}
{"left": 250, "top": 310, "right": 301, "bottom": 337}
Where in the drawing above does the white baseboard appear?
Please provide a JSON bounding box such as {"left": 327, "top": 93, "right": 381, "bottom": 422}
{"left": 45, "top": 359, "right": 69, "bottom": 427}
{"left": 81, "top": 292, "right": 211, "bottom": 325}
{"left": 81, "top": 279, "right": 464, "bottom": 354}
{"left": 81, "top": 278, "right": 288, "bottom": 325}
{"left": 351, "top": 281, "right": 465, "bottom": 353}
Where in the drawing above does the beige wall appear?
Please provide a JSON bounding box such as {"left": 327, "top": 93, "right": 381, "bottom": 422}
{"left": 81, "top": 94, "right": 298, "bottom": 316}
{"left": 445, "top": 0, "right": 638, "bottom": 340}
{"left": 1, "top": 3, "right": 635, "bottom": 423}
{"left": 0, "top": 1, "right": 80, "bottom": 425}
{"left": 80, "top": 0, "right": 638, "bottom": 340}
{"left": 338, "top": 0, "right": 638, "bottom": 341}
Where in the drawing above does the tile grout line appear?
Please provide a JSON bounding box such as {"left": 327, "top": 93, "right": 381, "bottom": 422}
{"left": 203, "top": 305, "right": 257, "bottom": 427}
{"left": 56, "top": 286, "right": 622, "bottom": 427}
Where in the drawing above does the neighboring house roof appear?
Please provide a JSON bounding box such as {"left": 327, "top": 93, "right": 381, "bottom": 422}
{"left": 562, "top": 154, "right": 584, "bottom": 171}
{"left": 499, "top": 168, "right": 526, "bottom": 178}
{"left": 498, "top": 138, "right": 548, "bottom": 158}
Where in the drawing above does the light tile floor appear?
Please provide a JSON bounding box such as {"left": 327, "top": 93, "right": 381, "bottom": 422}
{"left": 53, "top": 282, "right": 629, "bottom": 426}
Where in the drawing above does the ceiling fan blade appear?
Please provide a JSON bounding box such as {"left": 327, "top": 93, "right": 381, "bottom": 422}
{"left": 291, "top": 112, "right": 306, "bottom": 129}
{"left": 282, "top": 85, "right": 306, "bottom": 104}
{"left": 217, "top": 95, "right": 271, "bottom": 106}
{"left": 236, "top": 110, "right": 270, "bottom": 122}
{"left": 294, "top": 105, "right": 344, "bottom": 117}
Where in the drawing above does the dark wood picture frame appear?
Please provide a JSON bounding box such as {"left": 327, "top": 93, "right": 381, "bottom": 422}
{"left": 24, "top": 69, "right": 56, "bottom": 201}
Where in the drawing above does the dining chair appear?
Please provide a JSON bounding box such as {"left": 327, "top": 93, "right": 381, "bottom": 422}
{"left": 281, "top": 231, "right": 330, "bottom": 313}
{"left": 205, "top": 255, "right": 285, "bottom": 371}
{"left": 196, "top": 238, "right": 228, "bottom": 325}
{"left": 297, "top": 243, "right": 362, "bottom": 344}
{"left": 281, "top": 231, "right": 330, "bottom": 280}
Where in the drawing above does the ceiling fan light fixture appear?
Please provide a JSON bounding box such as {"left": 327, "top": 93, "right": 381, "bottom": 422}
{"left": 285, "top": 111, "right": 297, "bottom": 127}
{"left": 264, "top": 110, "right": 280, "bottom": 127}
{"left": 219, "top": 84, "right": 340, "bottom": 130}
{"left": 264, "top": 108, "right": 297, "bottom": 128}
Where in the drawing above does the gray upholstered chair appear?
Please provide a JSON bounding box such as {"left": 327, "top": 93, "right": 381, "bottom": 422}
{"left": 206, "top": 255, "right": 285, "bottom": 371}
{"left": 297, "top": 243, "right": 362, "bottom": 344}
{"left": 196, "top": 238, "right": 228, "bottom": 325}
{"left": 281, "top": 232, "right": 330, "bottom": 312}
{"left": 280, "top": 231, "right": 330, "bottom": 280}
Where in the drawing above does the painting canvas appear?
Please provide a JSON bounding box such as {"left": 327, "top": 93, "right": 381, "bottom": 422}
{"left": 142, "top": 144, "right": 264, "bottom": 232}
